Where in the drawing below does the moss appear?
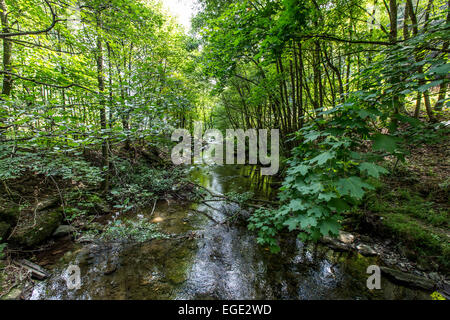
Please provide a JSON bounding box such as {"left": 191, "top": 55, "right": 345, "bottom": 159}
{"left": 363, "top": 183, "right": 449, "bottom": 271}
{"left": 10, "top": 209, "right": 63, "bottom": 247}
{"left": 339, "top": 252, "right": 379, "bottom": 276}
{"left": 337, "top": 252, "right": 383, "bottom": 299}
{"left": 381, "top": 213, "right": 449, "bottom": 271}
{"left": 0, "top": 222, "right": 10, "bottom": 239}
{"left": 164, "top": 240, "right": 197, "bottom": 285}
{"left": 367, "top": 187, "right": 448, "bottom": 228}
{"left": 383, "top": 214, "right": 440, "bottom": 250}
{"left": 0, "top": 206, "right": 20, "bottom": 225}
{"left": 366, "top": 177, "right": 385, "bottom": 191}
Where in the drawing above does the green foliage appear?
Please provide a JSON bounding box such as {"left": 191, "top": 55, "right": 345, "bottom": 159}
{"left": 107, "top": 158, "right": 186, "bottom": 213}
{"left": 0, "top": 238, "right": 6, "bottom": 260}
{"left": 0, "top": 144, "right": 103, "bottom": 185}
{"left": 224, "top": 191, "right": 254, "bottom": 206}
{"left": 102, "top": 217, "right": 169, "bottom": 243}
{"left": 431, "top": 291, "right": 446, "bottom": 300}
{"left": 0, "top": 0, "right": 207, "bottom": 182}
{"left": 249, "top": 97, "right": 400, "bottom": 250}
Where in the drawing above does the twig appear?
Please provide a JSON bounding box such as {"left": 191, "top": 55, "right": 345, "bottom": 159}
{"left": 188, "top": 181, "right": 266, "bottom": 209}
{"left": 49, "top": 175, "right": 65, "bottom": 216}
{"left": 150, "top": 198, "right": 157, "bottom": 217}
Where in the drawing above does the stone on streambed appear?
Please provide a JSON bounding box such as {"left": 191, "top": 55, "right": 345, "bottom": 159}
{"left": 338, "top": 231, "right": 355, "bottom": 244}
{"left": 356, "top": 243, "right": 378, "bottom": 256}
{"left": 10, "top": 209, "right": 63, "bottom": 247}
{"left": 321, "top": 231, "right": 356, "bottom": 251}
{"left": 52, "top": 225, "right": 76, "bottom": 238}
{"left": 380, "top": 266, "right": 436, "bottom": 291}
{"left": 321, "top": 231, "right": 379, "bottom": 257}
{"left": 1, "top": 287, "right": 22, "bottom": 300}
{"left": 321, "top": 237, "right": 351, "bottom": 251}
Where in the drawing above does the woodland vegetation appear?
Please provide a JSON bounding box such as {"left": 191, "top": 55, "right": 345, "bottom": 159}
{"left": 0, "top": 0, "right": 449, "bottom": 294}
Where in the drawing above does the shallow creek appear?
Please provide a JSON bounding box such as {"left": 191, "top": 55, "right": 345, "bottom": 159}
{"left": 30, "top": 165, "right": 430, "bottom": 299}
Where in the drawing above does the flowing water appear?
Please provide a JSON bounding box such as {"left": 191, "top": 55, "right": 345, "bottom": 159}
{"left": 30, "top": 165, "right": 430, "bottom": 300}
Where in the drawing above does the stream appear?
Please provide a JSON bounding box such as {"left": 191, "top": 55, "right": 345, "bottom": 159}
{"left": 30, "top": 165, "right": 431, "bottom": 300}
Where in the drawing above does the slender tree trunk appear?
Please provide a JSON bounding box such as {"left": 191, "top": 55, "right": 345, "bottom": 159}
{"left": 313, "top": 41, "right": 323, "bottom": 118}
{"left": 0, "top": 0, "right": 12, "bottom": 141}
{"left": 403, "top": 2, "right": 410, "bottom": 40}
{"left": 299, "top": 46, "right": 304, "bottom": 128}
{"left": 96, "top": 13, "right": 109, "bottom": 192}
{"left": 434, "top": 0, "right": 449, "bottom": 114}
{"left": 389, "top": 0, "right": 402, "bottom": 129}
{"left": 0, "top": 0, "right": 12, "bottom": 98}
{"left": 409, "top": 0, "right": 436, "bottom": 122}
{"left": 414, "top": 92, "right": 422, "bottom": 118}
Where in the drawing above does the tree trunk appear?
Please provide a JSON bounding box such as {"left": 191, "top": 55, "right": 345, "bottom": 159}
{"left": 0, "top": 0, "right": 12, "bottom": 98}
{"left": 0, "top": 0, "right": 12, "bottom": 141}
{"left": 389, "top": 0, "right": 402, "bottom": 130}
{"left": 433, "top": 0, "right": 449, "bottom": 114}
{"left": 96, "top": 13, "right": 109, "bottom": 192}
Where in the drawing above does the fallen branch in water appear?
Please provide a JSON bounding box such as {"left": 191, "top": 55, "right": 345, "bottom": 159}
{"left": 13, "top": 259, "right": 49, "bottom": 280}
{"left": 189, "top": 208, "right": 220, "bottom": 224}
{"left": 187, "top": 181, "right": 277, "bottom": 209}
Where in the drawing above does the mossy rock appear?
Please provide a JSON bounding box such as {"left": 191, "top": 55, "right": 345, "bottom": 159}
{"left": 1, "top": 287, "right": 22, "bottom": 300}
{"left": 0, "top": 206, "right": 20, "bottom": 225}
{"left": 10, "top": 210, "right": 63, "bottom": 247}
{"left": 0, "top": 221, "right": 10, "bottom": 239}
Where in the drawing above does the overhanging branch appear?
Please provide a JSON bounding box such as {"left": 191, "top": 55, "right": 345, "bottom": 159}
{"left": 0, "top": 0, "right": 61, "bottom": 38}
{"left": 0, "top": 70, "right": 96, "bottom": 93}
{"left": 300, "top": 33, "right": 450, "bottom": 53}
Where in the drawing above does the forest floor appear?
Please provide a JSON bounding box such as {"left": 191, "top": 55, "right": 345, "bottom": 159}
{"left": 351, "top": 134, "right": 449, "bottom": 273}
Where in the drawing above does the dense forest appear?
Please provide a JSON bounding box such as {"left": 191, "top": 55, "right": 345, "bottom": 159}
{"left": 0, "top": 0, "right": 448, "bottom": 300}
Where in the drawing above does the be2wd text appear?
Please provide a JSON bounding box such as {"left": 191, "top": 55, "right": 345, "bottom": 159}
{"left": 222, "top": 305, "right": 271, "bottom": 315}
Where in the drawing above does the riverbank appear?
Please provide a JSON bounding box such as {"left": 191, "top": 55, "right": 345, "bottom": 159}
{"left": 0, "top": 141, "right": 198, "bottom": 298}
{"left": 323, "top": 138, "right": 449, "bottom": 297}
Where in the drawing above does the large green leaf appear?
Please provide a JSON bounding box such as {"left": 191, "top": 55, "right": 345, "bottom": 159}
{"left": 328, "top": 198, "right": 350, "bottom": 213}
{"left": 290, "top": 164, "right": 310, "bottom": 176}
{"left": 284, "top": 214, "right": 318, "bottom": 231}
{"left": 418, "top": 80, "right": 443, "bottom": 92}
{"left": 336, "top": 176, "right": 374, "bottom": 199}
{"left": 372, "top": 134, "right": 398, "bottom": 153}
{"left": 318, "top": 218, "right": 340, "bottom": 236}
{"left": 358, "top": 162, "right": 389, "bottom": 178}
{"left": 303, "top": 130, "right": 321, "bottom": 143}
{"left": 288, "top": 199, "right": 308, "bottom": 212}
{"left": 428, "top": 63, "right": 450, "bottom": 75}
{"left": 309, "top": 151, "right": 335, "bottom": 166}
{"left": 295, "top": 180, "right": 323, "bottom": 194}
